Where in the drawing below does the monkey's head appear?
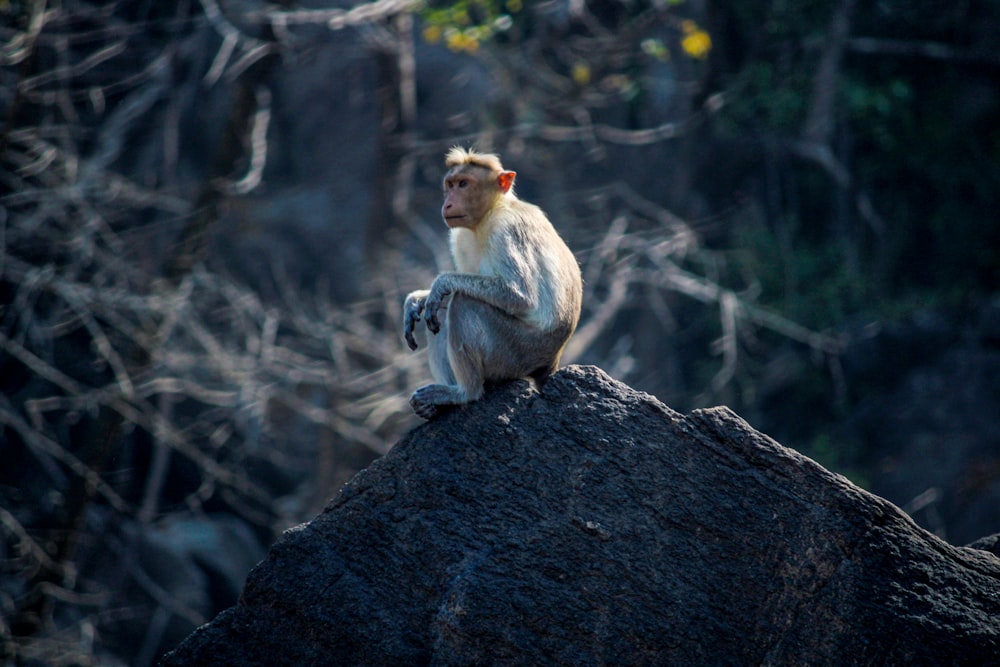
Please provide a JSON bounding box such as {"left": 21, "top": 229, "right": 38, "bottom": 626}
{"left": 441, "top": 147, "right": 516, "bottom": 229}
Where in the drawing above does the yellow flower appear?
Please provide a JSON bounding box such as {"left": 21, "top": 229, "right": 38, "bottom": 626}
{"left": 423, "top": 25, "right": 442, "bottom": 44}
{"left": 446, "top": 30, "right": 480, "bottom": 54}
{"left": 680, "top": 20, "right": 711, "bottom": 60}
{"left": 572, "top": 62, "right": 592, "bottom": 86}
{"left": 445, "top": 29, "right": 463, "bottom": 51}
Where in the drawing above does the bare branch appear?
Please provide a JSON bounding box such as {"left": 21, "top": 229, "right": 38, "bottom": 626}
{"left": 255, "top": 0, "right": 420, "bottom": 30}
{"left": 0, "top": 398, "right": 132, "bottom": 513}
{"left": 848, "top": 37, "right": 1000, "bottom": 66}
{"left": 802, "top": 0, "right": 856, "bottom": 145}
{"left": 227, "top": 87, "right": 271, "bottom": 195}
{"left": 20, "top": 40, "right": 128, "bottom": 93}
{"left": 0, "top": 506, "right": 64, "bottom": 575}
{"left": 563, "top": 184, "right": 844, "bottom": 395}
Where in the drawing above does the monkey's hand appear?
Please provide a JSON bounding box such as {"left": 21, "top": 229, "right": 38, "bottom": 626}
{"left": 403, "top": 290, "right": 429, "bottom": 351}
{"left": 423, "top": 278, "right": 453, "bottom": 335}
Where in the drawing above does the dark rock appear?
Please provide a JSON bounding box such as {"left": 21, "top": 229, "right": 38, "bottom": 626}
{"left": 161, "top": 366, "right": 1000, "bottom": 666}
{"left": 969, "top": 533, "right": 1000, "bottom": 558}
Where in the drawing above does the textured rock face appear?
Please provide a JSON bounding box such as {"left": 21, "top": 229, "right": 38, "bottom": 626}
{"left": 161, "top": 366, "right": 1000, "bottom": 666}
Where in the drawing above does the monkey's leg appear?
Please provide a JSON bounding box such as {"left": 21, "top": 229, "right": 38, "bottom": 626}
{"left": 426, "top": 309, "right": 457, "bottom": 386}
{"left": 410, "top": 296, "right": 557, "bottom": 419}
{"left": 409, "top": 305, "right": 463, "bottom": 420}
{"left": 410, "top": 295, "right": 490, "bottom": 419}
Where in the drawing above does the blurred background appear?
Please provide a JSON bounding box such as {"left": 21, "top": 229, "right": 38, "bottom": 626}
{"left": 1, "top": 0, "right": 998, "bottom": 664}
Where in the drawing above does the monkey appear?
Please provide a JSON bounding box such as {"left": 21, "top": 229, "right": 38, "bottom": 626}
{"left": 402, "top": 147, "right": 583, "bottom": 420}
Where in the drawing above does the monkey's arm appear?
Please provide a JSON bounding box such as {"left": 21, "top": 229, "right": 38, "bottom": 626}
{"left": 403, "top": 289, "right": 430, "bottom": 350}
{"left": 423, "top": 272, "right": 534, "bottom": 334}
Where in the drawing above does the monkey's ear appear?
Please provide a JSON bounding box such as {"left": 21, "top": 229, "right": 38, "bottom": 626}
{"left": 497, "top": 171, "right": 516, "bottom": 194}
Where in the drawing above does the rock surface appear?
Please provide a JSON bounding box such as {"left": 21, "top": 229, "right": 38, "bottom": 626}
{"left": 161, "top": 366, "right": 1000, "bottom": 666}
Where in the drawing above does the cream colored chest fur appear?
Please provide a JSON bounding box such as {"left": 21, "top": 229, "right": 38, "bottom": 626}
{"left": 450, "top": 226, "right": 492, "bottom": 275}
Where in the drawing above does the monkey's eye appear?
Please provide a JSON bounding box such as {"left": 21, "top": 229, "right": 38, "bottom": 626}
{"left": 458, "top": 179, "right": 469, "bottom": 188}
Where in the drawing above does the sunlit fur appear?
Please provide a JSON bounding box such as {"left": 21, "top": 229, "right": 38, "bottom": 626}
{"left": 445, "top": 146, "right": 504, "bottom": 173}
{"left": 402, "top": 149, "right": 583, "bottom": 419}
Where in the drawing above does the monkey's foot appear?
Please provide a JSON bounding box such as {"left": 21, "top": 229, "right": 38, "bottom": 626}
{"left": 409, "top": 384, "right": 463, "bottom": 420}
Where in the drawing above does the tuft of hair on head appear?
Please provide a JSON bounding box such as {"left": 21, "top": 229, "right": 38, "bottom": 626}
{"left": 445, "top": 146, "right": 504, "bottom": 173}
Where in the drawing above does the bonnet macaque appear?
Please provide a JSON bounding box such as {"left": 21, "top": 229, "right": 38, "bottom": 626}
{"left": 403, "top": 148, "right": 583, "bottom": 419}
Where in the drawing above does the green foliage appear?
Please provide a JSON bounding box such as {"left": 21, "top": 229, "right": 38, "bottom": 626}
{"left": 419, "top": 0, "right": 520, "bottom": 53}
{"left": 764, "top": 0, "right": 831, "bottom": 37}
{"left": 419, "top": 0, "right": 711, "bottom": 67}
{"left": 733, "top": 223, "right": 871, "bottom": 329}
{"left": 842, "top": 77, "right": 915, "bottom": 153}
{"left": 717, "top": 61, "right": 811, "bottom": 133}
{"left": 714, "top": 1, "right": 1000, "bottom": 333}
{"left": 844, "top": 61, "right": 1000, "bottom": 298}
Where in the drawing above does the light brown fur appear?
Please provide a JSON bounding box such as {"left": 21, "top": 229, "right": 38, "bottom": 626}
{"left": 444, "top": 146, "right": 504, "bottom": 172}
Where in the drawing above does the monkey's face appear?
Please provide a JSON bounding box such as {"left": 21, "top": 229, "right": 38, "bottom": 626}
{"left": 441, "top": 165, "right": 515, "bottom": 229}
{"left": 441, "top": 166, "right": 496, "bottom": 229}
